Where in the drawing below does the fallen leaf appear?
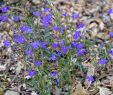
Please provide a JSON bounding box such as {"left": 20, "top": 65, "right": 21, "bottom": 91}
{"left": 4, "top": 90, "right": 19, "bottom": 95}
{"left": 73, "top": 83, "right": 88, "bottom": 95}
{"left": 31, "top": 91, "right": 37, "bottom": 95}
{"left": 0, "top": 65, "right": 6, "bottom": 71}
{"left": 16, "top": 61, "right": 23, "bottom": 75}
{"left": 99, "top": 87, "right": 112, "bottom": 95}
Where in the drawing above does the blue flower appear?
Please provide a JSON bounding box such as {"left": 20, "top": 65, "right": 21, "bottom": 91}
{"left": 3, "top": 40, "right": 10, "bottom": 47}
{"left": 20, "top": 25, "right": 33, "bottom": 33}
{"left": 109, "top": 49, "right": 113, "bottom": 56}
{"left": 44, "top": 7, "right": 50, "bottom": 12}
{"left": 107, "top": 8, "right": 113, "bottom": 14}
{"left": 50, "top": 71, "right": 57, "bottom": 78}
{"left": 71, "top": 13, "right": 79, "bottom": 19}
{"left": 33, "top": 11, "right": 41, "bottom": 16}
{"left": 13, "top": 16, "right": 20, "bottom": 22}
{"left": 28, "top": 70, "right": 36, "bottom": 77}
{"left": 56, "top": 79, "right": 60, "bottom": 87}
{"left": 30, "top": 41, "right": 39, "bottom": 49}
{"left": 76, "top": 43, "right": 84, "bottom": 50}
{"left": 39, "top": 41, "right": 46, "bottom": 49}
{"left": 1, "top": 6, "right": 9, "bottom": 13}
{"left": 52, "top": 42, "right": 59, "bottom": 48}
{"left": 71, "top": 42, "right": 77, "bottom": 48}
{"left": 14, "top": 35, "right": 27, "bottom": 44}
{"left": 61, "top": 46, "right": 69, "bottom": 54}
{"left": 41, "top": 14, "right": 52, "bottom": 27}
{"left": 99, "top": 58, "right": 108, "bottom": 65}
{"left": 25, "top": 50, "right": 33, "bottom": 56}
{"left": 0, "top": 15, "right": 8, "bottom": 22}
{"left": 52, "top": 26, "right": 60, "bottom": 31}
{"left": 60, "top": 40, "right": 65, "bottom": 46}
{"left": 51, "top": 53, "right": 56, "bottom": 61}
{"left": 109, "top": 32, "right": 113, "bottom": 38}
{"left": 60, "top": 26, "right": 65, "bottom": 34}
{"left": 86, "top": 75, "right": 94, "bottom": 82}
{"left": 34, "top": 60, "right": 42, "bottom": 66}
{"left": 62, "top": 12, "right": 68, "bottom": 17}
{"left": 76, "top": 23, "right": 85, "bottom": 29}
{"left": 77, "top": 49, "right": 86, "bottom": 56}
{"left": 73, "top": 31, "right": 80, "bottom": 40}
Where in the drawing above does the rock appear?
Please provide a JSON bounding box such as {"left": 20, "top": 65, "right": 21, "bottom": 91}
{"left": 4, "top": 90, "right": 19, "bottom": 95}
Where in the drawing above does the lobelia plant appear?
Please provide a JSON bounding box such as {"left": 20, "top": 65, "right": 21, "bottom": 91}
{"left": 1, "top": 0, "right": 113, "bottom": 95}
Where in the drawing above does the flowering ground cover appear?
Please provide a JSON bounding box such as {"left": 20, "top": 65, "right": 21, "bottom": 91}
{"left": 0, "top": 0, "right": 113, "bottom": 95}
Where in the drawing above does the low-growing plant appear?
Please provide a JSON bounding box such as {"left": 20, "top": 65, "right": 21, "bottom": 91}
{"left": 1, "top": 0, "right": 113, "bottom": 95}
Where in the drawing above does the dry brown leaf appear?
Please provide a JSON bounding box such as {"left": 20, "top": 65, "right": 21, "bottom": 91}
{"left": 4, "top": 90, "right": 19, "bottom": 95}
{"left": 0, "top": 65, "right": 6, "bottom": 71}
{"left": 99, "top": 87, "right": 112, "bottom": 95}
{"left": 16, "top": 61, "right": 23, "bottom": 75}
{"left": 107, "top": 76, "right": 113, "bottom": 88}
{"left": 72, "top": 83, "right": 88, "bottom": 95}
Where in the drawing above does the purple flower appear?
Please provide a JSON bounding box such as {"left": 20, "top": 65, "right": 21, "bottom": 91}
{"left": 52, "top": 26, "right": 60, "bottom": 31}
{"left": 41, "top": 19, "right": 50, "bottom": 27}
{"left": 71, "top": 42, "right": 77, "bottom": 48}
{"left": 60, "top": 26, "right": 65, "bottom": 34}
{"left": 99, "top": 58, "right": 108, "bottom": 65}
{"left": 39, "top": 41, "right": 46, "bottom": 49}
{"left": 109, "top": 49, "right": 113, "bottom": 56}
{"left": 51, "top": 53, "right": 56, "bottom": 61}
{"left": 86, "top": 75, "right": 94, "bottom": 82}
{"left": 107, "top": 8, "right": 113, "bottom": 14}
{"left": 73, "top": 31, "right": 80, "bottom": 40}
{"left": 56, "top": 79, "right": 60, "bottom": 87}
{"left": 62, "top": 12, "right": 68, "bottom": 17}
{"left": 77, "top": 49, "right": 86, "bottom": 56}
{"left": 13, "top": 16, "right": 20, "bottom": 22}
{"left": 41, "top": 14, "right": 52, "bottom": 27}
{"left": 14, "top": 35, "right": 27, "bottom": 44}
{"left": 109, "top": 32, "right": 113, "bottom": 38}
{"left": 76, "top": 23, "right": 85, "bottom": 29}
{"left": 25, "top": 50, "right": 33, "bottom": 56}
{"left": 71, "top": 13, "right": 79, "bottom": 19}
{"left": 3, "top": 40, "right": 10, "bottom": 47}
{"left": 28, "top": 70, "right": 36, "bottom": 77}
{"left": 1, "top": 6, "right": 9, "bottom": 13}
{"left": 44, "top": 7, "right": 50, "bottom": 12}
{"left": 76, "top": 43, "right": 84, "bottom": 50}
{"left": 46, "top": 14, "right": 52, "bottom": 19}
{"left": 52, "top": 42, "right": 59, "bottom": 48}
{"left": 61, "top": 46, "right": 69, "bottom": 54}
{"left": 30, "top": 41, "right": 39, "bottom": 49}
{"left": 34, "top": 60, "right": 42, "bottom": 66}
{"left": 50, "top": 71, "right": 57, "bottom": 78}
{"left": 33, "top": 11, "right": 41, "bottom": 16}
{"left": 0, "top": 15, "right": 8, "bottom": 22}
{"left": 20, "top": 25, "right": 33, "bottom": 33}
{"left": 60, "top": 40, "right": 65, "bottom": 46}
